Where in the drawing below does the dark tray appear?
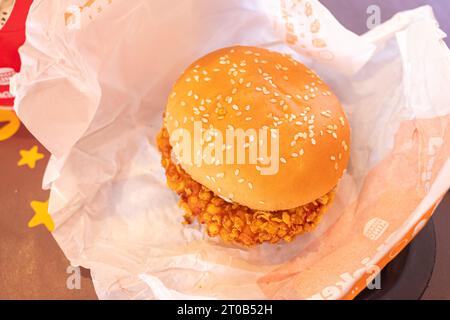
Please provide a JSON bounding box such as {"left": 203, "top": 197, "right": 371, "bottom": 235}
{"left": 356, "top": 218, "right": 436, "bottom": 300}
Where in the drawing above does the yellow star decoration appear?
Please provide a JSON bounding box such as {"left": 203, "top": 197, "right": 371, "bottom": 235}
{"left": 17, "top": 145, "right": 44, "bottom": 169}
{"left": 0, "top": 109, "right": 20, "bottom": 141}
{"left": 28, "top": 200, "right": 55, "bottom": 232}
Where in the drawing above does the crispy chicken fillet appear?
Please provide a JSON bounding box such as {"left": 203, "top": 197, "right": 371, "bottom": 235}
{"left": 157, "top": 127, "right": 335, "bottom": 246}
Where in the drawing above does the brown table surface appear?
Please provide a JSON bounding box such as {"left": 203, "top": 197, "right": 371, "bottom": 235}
{"left": 0, "top": 0, "right": 449, "bottom": 300}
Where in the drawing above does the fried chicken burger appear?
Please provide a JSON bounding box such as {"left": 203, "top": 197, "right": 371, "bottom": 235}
{"left": 157, "top": 46, "right": 350, "bottom": 246}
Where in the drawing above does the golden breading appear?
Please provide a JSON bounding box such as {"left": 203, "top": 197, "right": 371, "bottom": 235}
{"left": 157, "top": 127, "right": 335, "bottom": 246}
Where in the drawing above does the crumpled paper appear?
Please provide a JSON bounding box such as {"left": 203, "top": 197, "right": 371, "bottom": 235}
{"left": 12, "top": 0, "right": 450, "bottom": 299}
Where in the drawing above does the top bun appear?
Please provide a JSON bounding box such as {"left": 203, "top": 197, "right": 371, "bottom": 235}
{"left": 164, "top": 46, "right": 350, "bottom": 211}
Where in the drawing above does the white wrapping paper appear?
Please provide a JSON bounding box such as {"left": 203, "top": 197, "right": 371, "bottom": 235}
{"left": 13, "top": 0, "right": 450, "bottom": 299}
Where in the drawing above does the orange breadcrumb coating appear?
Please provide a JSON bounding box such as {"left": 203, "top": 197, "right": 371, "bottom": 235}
{"left": 157, "top": 127, "right": 335, "bottom": 246}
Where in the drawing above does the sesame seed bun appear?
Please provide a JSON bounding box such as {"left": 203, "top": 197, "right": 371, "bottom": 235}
{"left": 164, "top": 46, "right": 350, "bottom": 211}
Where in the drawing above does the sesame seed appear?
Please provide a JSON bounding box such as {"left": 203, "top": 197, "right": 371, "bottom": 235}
{"left": 248, "top": 182, "right": 253, "bottom": 189}
{"left": 235, "top": 169, "right": 240, "bottom": 176}
{"left": 299, "top": 148, "right": 304, "bottom": 156}
{"left": 280, "top": 157, "right": 287, "bottom": 164}
{"left": 238, "top": 178, "right": 244, "bottom": 183}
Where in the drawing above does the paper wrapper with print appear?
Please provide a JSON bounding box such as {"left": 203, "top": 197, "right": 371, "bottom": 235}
{"left": 12, "top": 0, "right": 450, "bottom": 299}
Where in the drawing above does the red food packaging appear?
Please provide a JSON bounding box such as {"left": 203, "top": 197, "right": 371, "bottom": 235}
{"left": 0, "top": 0, "right": 33, "bottom": 108}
